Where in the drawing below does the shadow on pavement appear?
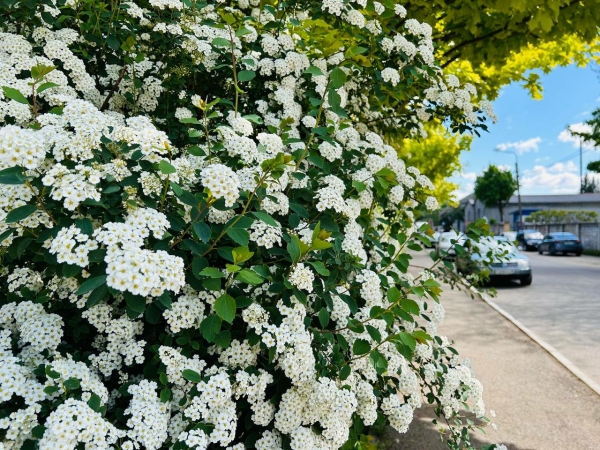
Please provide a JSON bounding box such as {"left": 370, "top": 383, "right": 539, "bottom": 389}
{"left": 383, "top": 406, "right": 534, "bottom": 450}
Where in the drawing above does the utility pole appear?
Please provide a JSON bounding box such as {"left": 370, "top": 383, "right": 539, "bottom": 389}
{"left": 494, "top": 148, "right": 523, "bottom": 231}
{"left": 580, "top": 139, "right": 583, "bottom": 193}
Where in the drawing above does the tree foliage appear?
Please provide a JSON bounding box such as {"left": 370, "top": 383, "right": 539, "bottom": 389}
{"left": 474, "top": 166, "right": 517, "bottom": 222}
{"left": 396, "top": 122, "right": 472, "bottom": 205}
{"left": 525, "top": 209, "right": 598, "bottom": 223}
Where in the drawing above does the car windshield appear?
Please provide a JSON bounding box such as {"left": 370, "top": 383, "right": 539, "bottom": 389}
{"left": 524, "top": 232, "right": 543, "bottom": 239}
{"left": 554, "top": 233, "right": 578, "bottom": 240}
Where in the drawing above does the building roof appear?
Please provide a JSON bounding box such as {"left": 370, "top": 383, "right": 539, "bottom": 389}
{"left": 459, "top": 193, "right": 600, "bottom": 205}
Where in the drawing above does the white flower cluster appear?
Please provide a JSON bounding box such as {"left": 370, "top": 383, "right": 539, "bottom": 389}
{"left": 0, "top": 125, "right": 46, "bottom": 170}
{"left": 126, "top": 380, "right": 170, "bottom": 450}
{"left": 288, "top": 263, "right": 315, "bottom": 292}
{"left": 200, "top": 164, "right": 241, "bottom": 207}
{"left": 95, "top": 208, "right": 185, "bottom": 297}
{"left": 49, "top": 224, "right": 98, "bottom": 267}
{"left": 0, "top": 301, "right": 63, "bottom": 352}
{"left": 249, "top": 220, "right": 282, "bottom": 248}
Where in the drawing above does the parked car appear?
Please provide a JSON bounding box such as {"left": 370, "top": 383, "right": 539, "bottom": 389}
{"left": 516, "top": 229, "right": 544, "bottom": 251}
{"left": 469, "top": 236, "right": 532, "bottom": 285}
{"left": 537, "top": 232, "right": 583, "bottom": 256}
{"left": 436, "top": 231, "right": 466, "bottom": 257}
{"left": 501, "top": 231, "right": 518, "bottom": 243}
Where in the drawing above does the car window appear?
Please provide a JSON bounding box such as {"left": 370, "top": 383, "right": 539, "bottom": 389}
{"left": 524, "top": 232, "right": 543, "bottom": 239}
{"left": 544, "top": 235, "right": 553, "bottom": 241}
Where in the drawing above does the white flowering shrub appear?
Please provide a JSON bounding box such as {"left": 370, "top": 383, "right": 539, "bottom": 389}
{"left": 0, "top": 1, "right": 500, "bottom": 450}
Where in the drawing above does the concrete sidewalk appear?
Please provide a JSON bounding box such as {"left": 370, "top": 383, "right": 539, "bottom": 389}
{"left": 386, "top": 285, "right": 600, "bottom": 449}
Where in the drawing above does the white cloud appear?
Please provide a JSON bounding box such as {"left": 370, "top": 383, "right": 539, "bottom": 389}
{"left": 520, "top": 161, "right": 600, "bottom": 194}
{"left": 496, "top": 137, "right": 542, "bottom": 154}
{"left": 558, "top": 123, "right": 595, "bottom": 150}
{"left": 497, "top": 164, "right": 512, "bottom": 172}
{"left": 451, "top": 172, "right": 476, "bottom": 200}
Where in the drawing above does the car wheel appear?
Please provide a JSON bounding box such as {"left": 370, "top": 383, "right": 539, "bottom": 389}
{"left": 549, "top": 245, "right": 556, "bottom": 256}
{"left": 520, "top": 274, "right": 532, "bottom": 286}
{"left": 576, "top": 251, "right": 582, "bottom": 257}
{"left": 538, "top": 247, "right": 543, "bottom": 255}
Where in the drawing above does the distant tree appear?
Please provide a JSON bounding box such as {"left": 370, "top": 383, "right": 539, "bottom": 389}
{"left": 581, "top": 174, "right": 600, "bottom": 193}
{"left": 587, "top": 160, "right": 600, "bottom": 174}
{"left": 474, "top": 165, "right": 517, "bottom": 223}
{"left": 438, "top": 205, "right": 465, "bottom": 232}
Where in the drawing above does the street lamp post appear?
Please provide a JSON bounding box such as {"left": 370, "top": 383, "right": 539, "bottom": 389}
{"left": 494, "top": 148, "right": 523, "bottom": 231}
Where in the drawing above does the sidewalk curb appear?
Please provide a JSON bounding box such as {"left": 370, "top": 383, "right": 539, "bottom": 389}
{"left": 480, "top": 294, "right": 600, "bottom": 397}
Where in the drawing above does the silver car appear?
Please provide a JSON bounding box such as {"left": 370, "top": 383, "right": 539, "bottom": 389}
{"left": 470, "top": 236, "right": 532, "bottom": 286}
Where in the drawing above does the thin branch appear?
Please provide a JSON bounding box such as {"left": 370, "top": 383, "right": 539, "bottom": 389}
{"left": 100, "top": 64, "right": 127, "bottom": 111}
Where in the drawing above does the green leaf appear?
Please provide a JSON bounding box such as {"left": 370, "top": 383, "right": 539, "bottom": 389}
{"left": 369, "top": 350, "right": 388, "bottom": 375}
{"left": 212, "top": 37, "right": 230, "bottom": 47}
{"left": 226, "top": 264, "right": 241, "bottom": 272}
{"left": 158, "top": 160, "right": 176, "bottom": 174}
{"left": 214, "top": 330, "right": 232, "bottom": 349}
{"left": 226, "top": 227, "right": 249, "bottom": 246}
{"left": 413, "top": 330, "right": 432, "bottom": 344}
{"left": 329, "top": 67, "right": 347, "bottom": 89}
{"left": 36, "top": 82, "right": 59, "bottom": 93}
{"left": 243, "top": 114, "right": 263, "bottom": 124}
{"left": 87, "top": 393, "right": 101, "bottom": 411}
{"left": 43, "top": 385, "right": 60, "bottom": 395}
{"left": 76, "top": 275, "right": 107, "bottom": 295}
{"left": 311, "top": 238, "right": 332, "bottom": 250}
{"left": 235, "top": 269, "right": 264, "bottom": 285}
{"left": 318, "top": 308, "right": 330, "bottom": 328}
{"left": 353, "top": 339, "right": 371, "bottom": 356}
{"left": 86, "top": 284, "right": 108, "bottom": 308}
{"left": 193, "top": 222, "right": 212, "bottom": 243}
{"left": 126, "top": 294, "right": 146, "bottom": 314}
{"left": 106, "top": 35, "right": 120, "bottom": 51}
{"left": 399, "top": 332, "right": 416, "bottom": 351}
{"left": 400, "top": 298, "right": 420, "bottom": 315}
{"left": 366, "top": 325, "right": 382, "bottom": 343}
{"left": 182, "top": 369, "right": 201, "bottom": 383}
{"left": 339, "top": 365, "right": 351, "bottom": 380}
{"left": 2, "top": 86, "right": 28, "bottom": 104}
{"left": 214, "top": 293, "right": 236, "bottom": 323}
{"left": 199, "top": 267, "right": 226, "bottom": 278}
{"left": 304, "top": 66, "right": 324, "bottom": 76}
{"left": 328, "top": 88, "right": 341, "bottom": 109}
{"left": 287, "top": 236, "right": 301, "bottom": 263}
{"left": 5, "top": 205, "right": 37, "bottom": 223}
{"left": 156, "top": 292, "right": 172, "bottom": 310}
{"left": 251, "top": 211, "right": 279, "bottom": 227}
{"left": 238, "top": 70, "right": 256, "bottom": 82}
{"left": 387, "top": 287, "right": 401, "bottom": 303}
{"left": 160, "top": 388, "right": 172, "bottom": 403}
{"left": 200, "top": 315, "right": 221, "bottom": 342}
{"left": 63, "top": 377, "right": 80, "bottom": 390}
{"left": 45, "top": 365, "right": 60, "bottom": 379}
{"left": 308, "top": 261, "right": 330, "bottom": 276}
{"left": 232, "top": 246, "right": 253, "bottom": 264}
{"left": 235, "top": 26, "right": 254, "bottom": 37}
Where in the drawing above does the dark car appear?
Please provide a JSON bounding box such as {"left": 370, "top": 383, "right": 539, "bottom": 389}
{"left": 538, "top": 232, "right": 583, "bottom": 256}
{"left": 516, "top": 229, "right": 543, "bottom": 251}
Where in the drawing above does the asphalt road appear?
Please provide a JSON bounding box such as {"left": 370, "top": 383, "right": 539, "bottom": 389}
{"left": 489, "top": 251, "right": 600, "bottom": 387}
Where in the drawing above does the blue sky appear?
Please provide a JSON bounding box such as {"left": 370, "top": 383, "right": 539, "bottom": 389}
{"left": 452, "top": 63, "right": 600, "bottom": 199}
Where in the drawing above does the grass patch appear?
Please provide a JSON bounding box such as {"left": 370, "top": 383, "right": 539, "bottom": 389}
{"left": 583, "top": 249, "right": 600, "bottom": 257}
